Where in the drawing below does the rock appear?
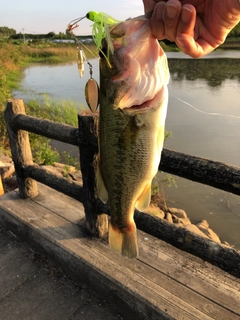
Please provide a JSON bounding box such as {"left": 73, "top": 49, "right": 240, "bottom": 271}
{"left": 166, "top": 208, "right": 190, "bottom": 225}
{"left": 145, "top": 204, "right": 165, "bottom": 219}
{"left": 0, "top": 163, "right": 15, "bottom": 179}
{"left": 184, "top": 224, "right": 209, "bottom": 239}
{"left": 53, "top": 162, "right": 76, "bottom": 173}
{"left": 0, "top": 152, "right": 12, "bottom": 164}
{"left": 172, "top": 215, "right": 191, "bottom": 226}
{"left": 222, "top": 241, "right": 233, "bottom": 248}
{"left": 168, "top": 207, "right": 188, "bottom": 219}
{"left": 196, "top": 220, "right": 221, "bottom": 243}
{"left": 3, "top": 176, "right": 18, "bottom": 192}
{"left": 41, "top": 165, "right": 64, "bottom": 177}
{"left": 196, "top": 220, "right": 209, "bottom": 229}
{"left": 172, "top": 214, "right": 179, "bottom": 224}
{"left": 69, "top": 171, "right": 83, "bottom": 184}
{"left": 41, "top": 163, "right": 76, "bottom": 179}
{"left": 165, "top": 212, "right": 173, "bottom": 223}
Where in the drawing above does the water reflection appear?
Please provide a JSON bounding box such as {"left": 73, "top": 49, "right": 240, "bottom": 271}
{"left": 168, "top": 58, "right": 240, "bottom": 87}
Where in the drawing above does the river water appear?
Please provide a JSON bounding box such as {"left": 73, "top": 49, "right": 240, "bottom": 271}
{"left": 13, "top": 51, "right": 240, "bottom": 249}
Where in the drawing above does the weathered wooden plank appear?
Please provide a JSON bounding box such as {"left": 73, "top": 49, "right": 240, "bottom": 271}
{"left": 160, "top": 148, "right": 240, "bottom": 195}
{"left": 91, "top": 236, "right": 240, "bottom": 320}
{"left": 23, "top": 164, "right": 84, "bottom": 202}
{"left": 139, "top": 242, "right": 240, "bottom": 316}
{"left": 32, "top": 183, "right": 85, "bottom": 223}
{"left": 0, "top": 184, "right": 239, "bottom": 320}
{"left": 11, "top": 113, "right": 79, "bottom": 146}
{"left": 134, "top": 209, "right": 240, "bottom": 278}
{"left": 32, "top": 184, "right": 240, "bottom": 315}
{"left": 9, "top": 174, "right": 240, "bottom": 280}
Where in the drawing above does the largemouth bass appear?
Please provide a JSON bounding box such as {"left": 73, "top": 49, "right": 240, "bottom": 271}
{"left": 97, "top": 15, "right": 170, "bottom": 258}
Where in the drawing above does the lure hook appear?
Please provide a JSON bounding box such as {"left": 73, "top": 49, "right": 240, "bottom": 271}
{"left": 67, "top": 16, "right": 86, "bottom": 33}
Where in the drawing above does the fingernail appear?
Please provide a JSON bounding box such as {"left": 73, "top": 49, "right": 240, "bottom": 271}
{"left": 166, "top": 4, "right": 178, "bottom": 19}
{"left": 181, "top": 7, "right": 192, "bottom": 24}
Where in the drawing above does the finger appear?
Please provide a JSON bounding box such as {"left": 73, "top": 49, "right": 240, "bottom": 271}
{"left": 176, "top": 34, "right": 204, "bottom": 58}
{"left": 161, "top": 0, "right": 182, "bottom": 41}
{"left": 176, "top": 34, "right": 215, "bottom": 58}
{"left": 150, "top": 2, "right": 166, "bottom": 39}
{"left": 175, "top": 5, "right": 202, "bottom": 57}
{"left": 176, "top": 5, "right": 196, "bottom": 38}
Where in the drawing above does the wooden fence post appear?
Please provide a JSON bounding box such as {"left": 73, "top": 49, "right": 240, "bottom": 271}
{"left": 78, "top": 112, "right": 108, "bottom": 237}
{"left": 4, "top": 99, "right": 38, "bottom": 198}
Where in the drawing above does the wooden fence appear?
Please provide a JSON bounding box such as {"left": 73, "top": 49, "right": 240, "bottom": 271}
{"left": 4, "top": 98, "right": 240, "bottom": 277}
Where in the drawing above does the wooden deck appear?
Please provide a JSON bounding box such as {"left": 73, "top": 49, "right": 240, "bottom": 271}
{"left": 0, "top": 183, "right": 239, "bottom": 320}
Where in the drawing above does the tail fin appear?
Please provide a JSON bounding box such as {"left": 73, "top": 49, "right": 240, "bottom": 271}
{"left": 109, "top": 222, "right": 138, "bottom": 259}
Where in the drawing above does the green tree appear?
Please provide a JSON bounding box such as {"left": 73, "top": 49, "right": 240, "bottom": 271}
{"left": 47, "top": 31, "right": 55, "bottom": 39}
{"left": 0, "top": 26, "right": 16, "bottom": 37}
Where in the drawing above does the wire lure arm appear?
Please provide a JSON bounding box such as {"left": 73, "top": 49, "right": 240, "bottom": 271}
{"left": 66, "top": 11, "right": 121, "bottom": 112}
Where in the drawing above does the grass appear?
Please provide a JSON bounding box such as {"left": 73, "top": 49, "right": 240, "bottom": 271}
{"left": 0, "top": 39, "right": 87, "bottom": 166}
{"left": 25, "top": 95, "right": 83, "bottom": 126}
{"left": 0, "top": 40, "right": 89, "bottom": 149}
{"left": 26, "top": 43, "right": 98, "bottom": 63}
{"left": 0, "top": 41, "right": 28, "bottom": 145}
{"left": 25, "top": 95, "right": 84, "bottom": 166}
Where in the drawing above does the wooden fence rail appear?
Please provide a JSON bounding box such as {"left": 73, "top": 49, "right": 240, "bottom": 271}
{"left": 159, "top": 149, "right": 240, "bottom": 195}
{"left": 8, "top": 102, "right": 240, "bottom": 196}
{"left": 11, "top": 113, "right": 79, "bottom": 145}
{"left": 4, "top": 98, "right": 240, "bottom": 277}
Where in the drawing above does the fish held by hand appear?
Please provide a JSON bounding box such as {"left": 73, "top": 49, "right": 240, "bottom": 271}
{"left": 97, "top": 16, "right": 170, "bottom": 258}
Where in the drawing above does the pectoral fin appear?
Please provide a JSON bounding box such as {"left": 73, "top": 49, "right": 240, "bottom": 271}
{"left": 135, "top": 181, "right": 152, "bottom": 211}
{"left": 96, "top": 161, "right": 108, "bottom": 203}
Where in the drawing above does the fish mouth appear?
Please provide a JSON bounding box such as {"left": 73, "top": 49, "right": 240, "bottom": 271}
{"left": 122, "top": 87, "right": 165, "bottom": 115}
{"left": 109, "top": 18, "right": 169, "bottom": 113}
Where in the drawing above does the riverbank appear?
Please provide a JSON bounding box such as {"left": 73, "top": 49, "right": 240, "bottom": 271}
{"left": 0, "top": 41, "right": 79, "bottom": 149}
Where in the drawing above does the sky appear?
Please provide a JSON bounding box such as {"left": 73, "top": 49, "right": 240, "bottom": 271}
{"left": 0, "top": 0, "right": 144, "bottom": 35}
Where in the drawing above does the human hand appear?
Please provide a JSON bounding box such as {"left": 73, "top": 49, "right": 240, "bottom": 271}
{"left": 143, "top": 0, "right": 240, "bottom": 58}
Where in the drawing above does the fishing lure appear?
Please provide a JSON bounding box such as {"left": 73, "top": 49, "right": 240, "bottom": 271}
{"left": 67, "top": 11, "right": 120, "bottom": 112}
{"left": 68, "top": 11, "right": 121, "bottom": 66}
{"left": 86, "top": 11, "right": 120, "bottom": 55}
{"left": 77, "top": 45, "right": 85, "bottom": 78}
